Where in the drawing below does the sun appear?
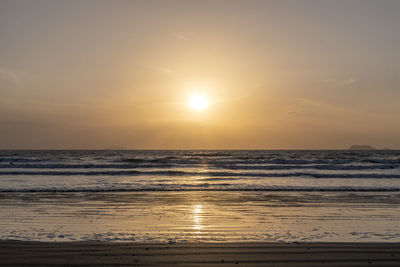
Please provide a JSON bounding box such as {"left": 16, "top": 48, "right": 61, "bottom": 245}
{"left": 188, "top": 94, "right": 209, "bottom": 111}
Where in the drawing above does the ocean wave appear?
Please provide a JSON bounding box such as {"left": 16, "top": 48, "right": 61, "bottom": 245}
{"left": 1, "top": 163, "right": 399, "bottom": 171}
{"left": 0, "top": 162, "right": 400, "bottom": 170}
{"left": 187, "top": 152, "right": 232, "bottom": 157}
{"left": 1, "top": 186, "right": 400, "bottom": 192}
{"left": 1, "top": 151, "right": 400, "bottom": 194}
{"left": 215, "top": 164, "right": 400, "bottom": 171}
{"left": 0, "top": 157, "right": 48, "bottom": 163}
{"left": 115, "top": 156, "right": 179, "bottom": 163}
{"left": 0, "top": 170, "right": 399, "bottom": 178}
{"left": 113, "top": 158, "right": 400, "bottom": 165}
{"left": 0, "top": 163, "right": 175, "bottom": 169}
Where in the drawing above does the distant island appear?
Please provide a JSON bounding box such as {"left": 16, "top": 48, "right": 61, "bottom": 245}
{"left": 349, "top": 145, "right": 376, "bottom": 150}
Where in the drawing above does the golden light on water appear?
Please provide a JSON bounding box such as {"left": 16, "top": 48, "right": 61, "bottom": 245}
{"left": 192, "top": 204, "right": 204, "bottom": 232}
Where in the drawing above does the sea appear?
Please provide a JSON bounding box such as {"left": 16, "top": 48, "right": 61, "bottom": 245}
{"left": 1, "top": 150, "right": 400, "bottom": 242}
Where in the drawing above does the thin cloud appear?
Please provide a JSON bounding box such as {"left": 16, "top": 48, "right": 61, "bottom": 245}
{"left": 285, "top": 110, "right": 299, "bottom": 115}
{"left": 0, "top": 67, "right": 21, "bottom": 86}
{"left": 321, "top": 77, "right": 356, "bottom": 86}
{"left": 322, "top": 78, "right": 334, "bottom": 83}
{"left": 174, "top": 32, "right": 188, "bottom": 41}
{"left": 148, "top": 65, "right": 175, "bottom": 75}
{"left": 342, "top": 78, "right": 356, "bottom": 85}
{"left": 135, "top": 64, "right": 175, "bottom": 75}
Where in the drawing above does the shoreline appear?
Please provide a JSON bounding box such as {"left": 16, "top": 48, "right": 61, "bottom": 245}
{"left": 2, "top": 191, "right": 400, "bottom": 243}
{"left": 1, "top": 241, "right": 400, "bottom": 266}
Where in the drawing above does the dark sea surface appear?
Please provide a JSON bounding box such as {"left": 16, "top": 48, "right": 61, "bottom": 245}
{"left": 1, "top": 150, "right": 400, "bottom": 242}
{"left": 1, "top": 150, "right": 400, "bottom": 192}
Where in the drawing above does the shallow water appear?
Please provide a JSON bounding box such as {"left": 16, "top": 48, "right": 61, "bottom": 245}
{"left": 1, "top": 191, "right": 400, "bottom": 242}
{"left": 0, "top": 150, "right": 400, "bottom": 242}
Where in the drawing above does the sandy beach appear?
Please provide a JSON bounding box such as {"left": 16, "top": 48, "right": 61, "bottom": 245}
{"left": 0, "top": 241, "right": 399, "bottom": 266}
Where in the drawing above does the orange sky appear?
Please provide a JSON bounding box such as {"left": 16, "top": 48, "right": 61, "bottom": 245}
{"left": 1, "top": 0, "right": 400, "bottom": 149}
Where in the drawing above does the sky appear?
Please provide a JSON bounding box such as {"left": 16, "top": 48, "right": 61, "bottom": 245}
{"left": 1, "top": 0, "right": 400, "bottom": 149}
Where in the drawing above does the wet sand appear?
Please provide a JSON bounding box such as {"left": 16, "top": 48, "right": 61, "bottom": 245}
{"left": 1, "top": 241, "right": 400, "bottom": 266}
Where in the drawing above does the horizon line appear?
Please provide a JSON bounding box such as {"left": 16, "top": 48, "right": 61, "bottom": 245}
{"left": 0, "top": 148, "right": 397, "bottom": 151}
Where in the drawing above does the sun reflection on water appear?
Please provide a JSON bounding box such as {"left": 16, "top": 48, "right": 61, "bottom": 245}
{"left": 192, "top": 204, "right": 204, "bottom": 234}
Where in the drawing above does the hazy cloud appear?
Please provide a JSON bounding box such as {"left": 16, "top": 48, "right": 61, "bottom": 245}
{"left": 136, "top": 64, "right": 175, "bottom": 75}
{"left": 0, "top": 67, "right": 21, "bottom": 87}
{"left": 322, "top": 78, "right": 356, "bottom": 86}
{"left": 174, "top": 32, "right": 188, "bottom": 41}
{"left": 149, "top": 65, "right": 175, "bottom": 75}
{"left": 342, "top": 78, "right": 356, "bottom": 85}
{"left": 322, "top": 78, "right": 334, "bottom": 83}
{"left": 285, "top": 110, "right": 299, "bottom": 115}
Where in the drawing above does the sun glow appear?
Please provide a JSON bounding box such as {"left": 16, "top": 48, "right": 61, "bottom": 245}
{"left": 188, "top": 94, "right": 209, "bottom": 111}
